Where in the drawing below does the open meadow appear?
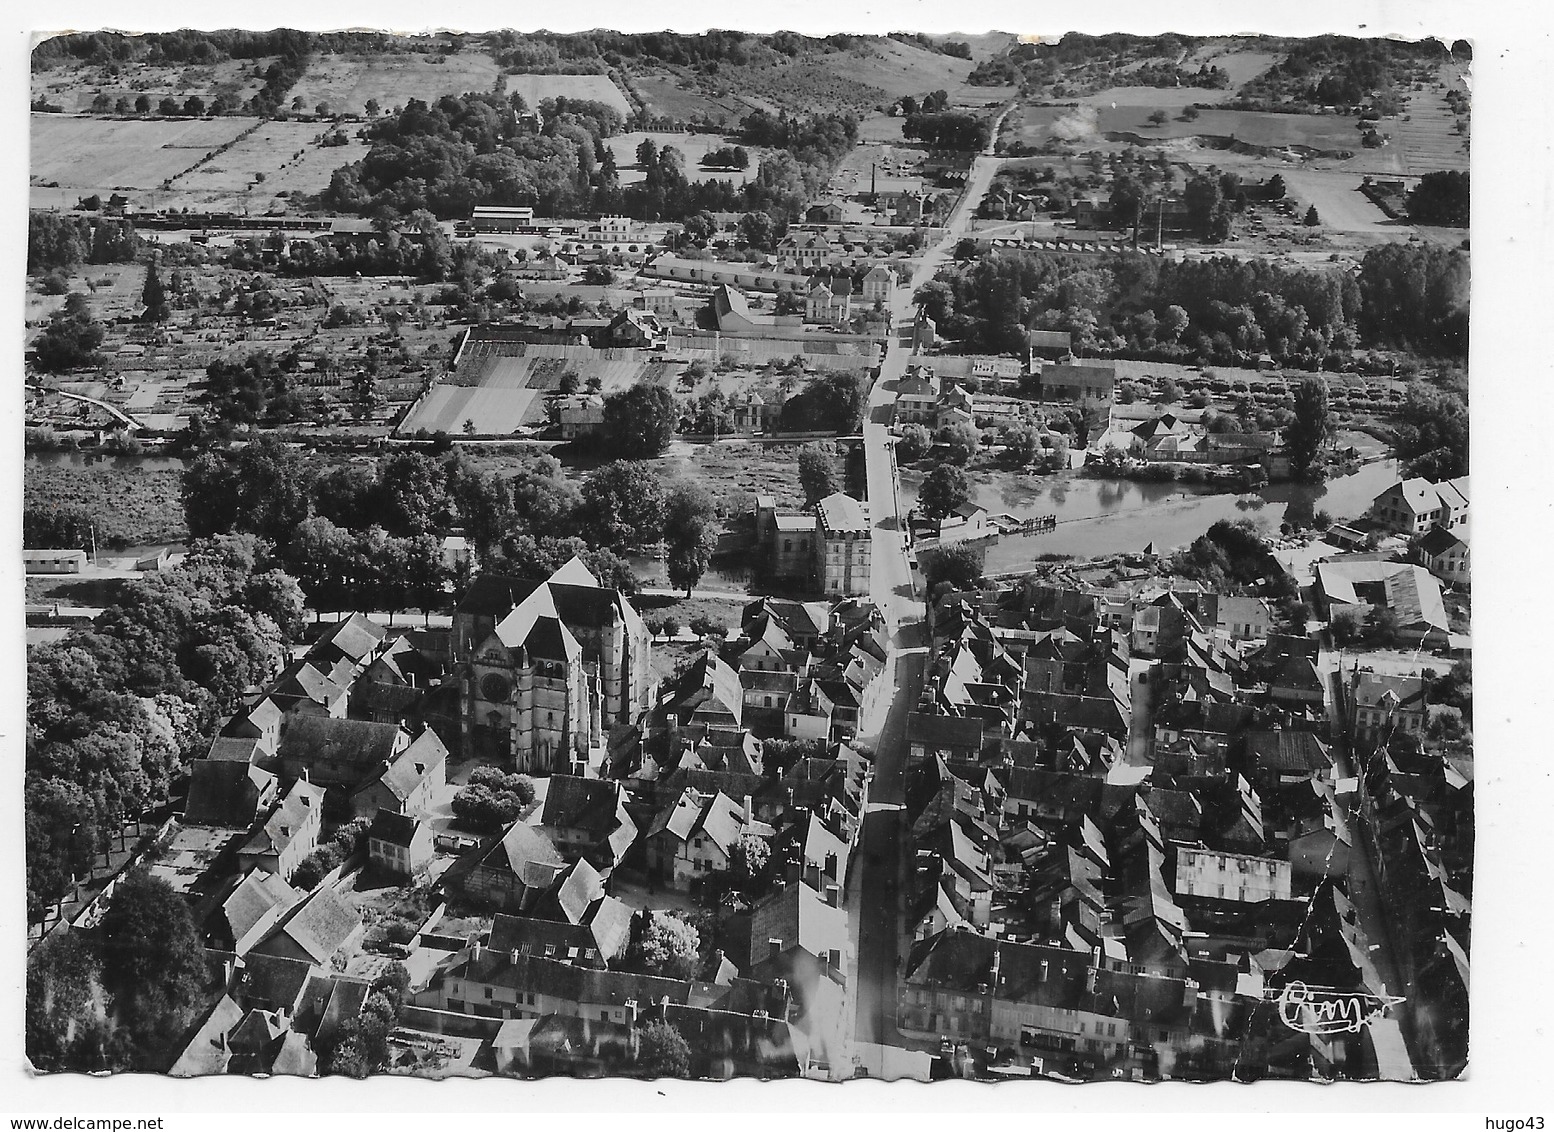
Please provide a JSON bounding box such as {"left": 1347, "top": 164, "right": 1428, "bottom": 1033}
{"left": 628, "top": 37, "right": 1012, "bottom": 125}
{"left": 605, "top": 132, "right": 769, "bottom": 186}
{"left": 504, "top": 73, "right": 631, "bottom": 117}
{"left": 31, "top": 55, "right": 271, "bottom": 114}
{"left": 167, "top": 119, "right": 370, "bottom": 212}
{"left": 286, "top": 52, "right": 505, "bottom": 115}
{"left": 30, "top": 114, "right": 257, "bottom": 206}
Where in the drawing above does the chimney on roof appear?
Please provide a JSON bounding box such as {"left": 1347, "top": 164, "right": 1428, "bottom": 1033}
{"left": 824, "top": 882, "right": 840, "bottom": 907}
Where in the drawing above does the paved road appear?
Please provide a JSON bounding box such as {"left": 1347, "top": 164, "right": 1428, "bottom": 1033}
{"left": 1320, "top": 647, "right": 1418, "bottom": 1079}
{"left": 846, "top": 118, "right": 1010, "bottom": 1060}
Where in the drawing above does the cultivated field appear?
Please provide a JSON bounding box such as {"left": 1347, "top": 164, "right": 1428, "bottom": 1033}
{"left": 168, "top": 119, "right": 370, "bottom": 211}
{"left": 400, "top": 348, "right": 679, "bottom": 436}
{"left": 505, "top": 74, "right": 631, "bottom": 117}
{"left": 1391, "top": 65, "right": 1470, "bottom": 176}
{"left": 605, "top": 132, "right": 769, "bottom": 185}
{"left": 30, "top": 114, "right": 257, "bottom": 203}
{"left": 1100, "top": 107, "right": 1364, "bottom": 150}
{"left": 286, "top": 52, "right": 505, "bottom": 115}
{"left": 1007, "top": 103, "right": 1364, "bottom": 155}
{"left": 31, "top": 55, "right": 271, "bottom": 114}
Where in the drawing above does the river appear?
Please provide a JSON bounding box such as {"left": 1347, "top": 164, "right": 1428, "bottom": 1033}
{"left": 902, "top": 458, "right": 1401, "bottom": 571}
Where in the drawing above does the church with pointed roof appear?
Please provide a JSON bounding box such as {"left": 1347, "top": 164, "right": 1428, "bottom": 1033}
{"left": 453, "top": 558, "right": 654, "bottom": 774}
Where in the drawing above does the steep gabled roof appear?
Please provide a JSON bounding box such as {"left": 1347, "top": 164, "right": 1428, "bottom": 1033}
{"left": 359, "top": 728, "right": 448, "bottom": 806}
{"left": 1244, "top": 729, "right": 1332, "bottom": 775}
{"left": 456, "top": 574, "right": 544, "bottom": 618}
{"left": 366, "top": 808, "right": 422, "bottom": 849}
{"left": 167, "top": 995, "right": 245, "bottom": 1077}
{"left": 278, "top": 716, "right": 405, "bottom": 776}
{"left": 256, "top": 886, "right": 363, "bottom": 966}
{"left": 223, "top": 869, "right": 301, "bottom": 950}
{"left": 541, "top": 775, "right": 625, "bottom": 833}
{"left": 482, "top": 822, "right": 568, "bottom": 889}
{"left": 241, "top": 779, "right": 325, "bottom": 861}
{"left": 186, "top": 760, "right": 275, "bottom": 828}
{"left": 312, "top": 612, "right": 388, "bottom": 666}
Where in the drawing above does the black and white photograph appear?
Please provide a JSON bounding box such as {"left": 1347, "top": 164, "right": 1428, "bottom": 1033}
{"left": 7, "top": 2, "right": 1534, "bottom": 1115}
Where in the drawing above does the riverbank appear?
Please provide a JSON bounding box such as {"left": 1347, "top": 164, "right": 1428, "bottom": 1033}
{"left": 901, "top": 458, "right": 1400, "bottom": 572}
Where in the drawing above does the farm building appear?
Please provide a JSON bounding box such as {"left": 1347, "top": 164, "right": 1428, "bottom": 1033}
{"left": 24, "top": 549, "right": 87, "bottom": 575}
{"left": 472, "top": 206, "right": 536, "bottom": 232}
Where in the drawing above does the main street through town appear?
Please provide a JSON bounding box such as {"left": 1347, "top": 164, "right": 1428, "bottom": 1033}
{"left": 847, "top": 116, "right": 1009, "bottom": 1055}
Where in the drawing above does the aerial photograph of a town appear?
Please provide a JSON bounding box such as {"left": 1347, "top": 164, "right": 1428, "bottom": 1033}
{"left": 21, "top": 23, "right": 1475, "bottom": 1089}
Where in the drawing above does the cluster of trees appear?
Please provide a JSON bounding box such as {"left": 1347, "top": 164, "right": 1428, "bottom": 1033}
{"left": 1123, "top": 61, "right": 1229, "bottom": 89}
{"left": 197, "top": 351, "right": 314, "bottom": 427}
{"left": 258, "top": 213, "right": 462, "bottom": 281}
{"left": 31, "top": 293, "right": 107, "bottom": 372}
{"left": 1406, "top": 170, "right": 1470, "bottom": 227}
{"left": 1355, "top": 243, "right": 1469, "bottom": 358}
{"left": 1170, "top": 518, "right": 1288, "bottom": 595}
{"left": 699, "top": 145, "right": 750, "bottom": 169}
{"left": 27, "top": 869, "right": 212, "bottom": 1072}
{"left": 1390, "top": 382, "right": 1469, "bottom": 480}
{"left": 600, "top": 382, "right": 678, "bottom": 458}
{"left": 916, "top": 464, "right": 972, "bottom": 521}
{"left": 921, "top": 544, "right": 984, "bottom": 592}
{"left": 902, "top": 111, "right": 990, "bottom": 151}
{"left": 923, "top": 241, "right": 1468, "bottom": 368}
{"left": 316, "top": 966, "right": 410, "bottom": 1077}
{"left": 28, "top": 211, "right": 139, "bottom": 275}
{"left": 451, "top": 767, "right": 537, "bottom": 832}
{"left": 969, "top": 32, "right": 1207, "bottom": 93}
{"left": 776, "top": 370, "right": 869, "bottom": 432}
{"left": 291, "top": 816, "right": 371, "bottom": 890}
{"left": 493, "top": 28, "right": 818, "bottom": 71}
{"left": 186, "top": 438, "right": 730, "bottom": 598}
{"left": 886, "top": 33, "right": 972, "bottom": 59}
{"left": 27, "top": 537, "right": 303, "bottom": 918}
{"left": 921, "top": 248, "right": 1360, "bottom": 362}
{"left": 183, "top": 441, "right": 462, "bottom": 616}
{"left": 624, "top": 910, "right": 703, "bottom": 981}
{"left": 1285, "top": 376, "right": 1336, "bottom": 480}
{"left": 325, "top": 91, "right": 627, "bottom": 220}
{"left": 1232, "top": 36, "right": 1443, "bottom": 113}
{"left": 41, "top": 30, "right": 317, "bottom": 118}
{"left": 325, "top": 91, "right": 860, "bottom": 228}
{"left": 896, "top": 90, "right": 950, "bottom": 117}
